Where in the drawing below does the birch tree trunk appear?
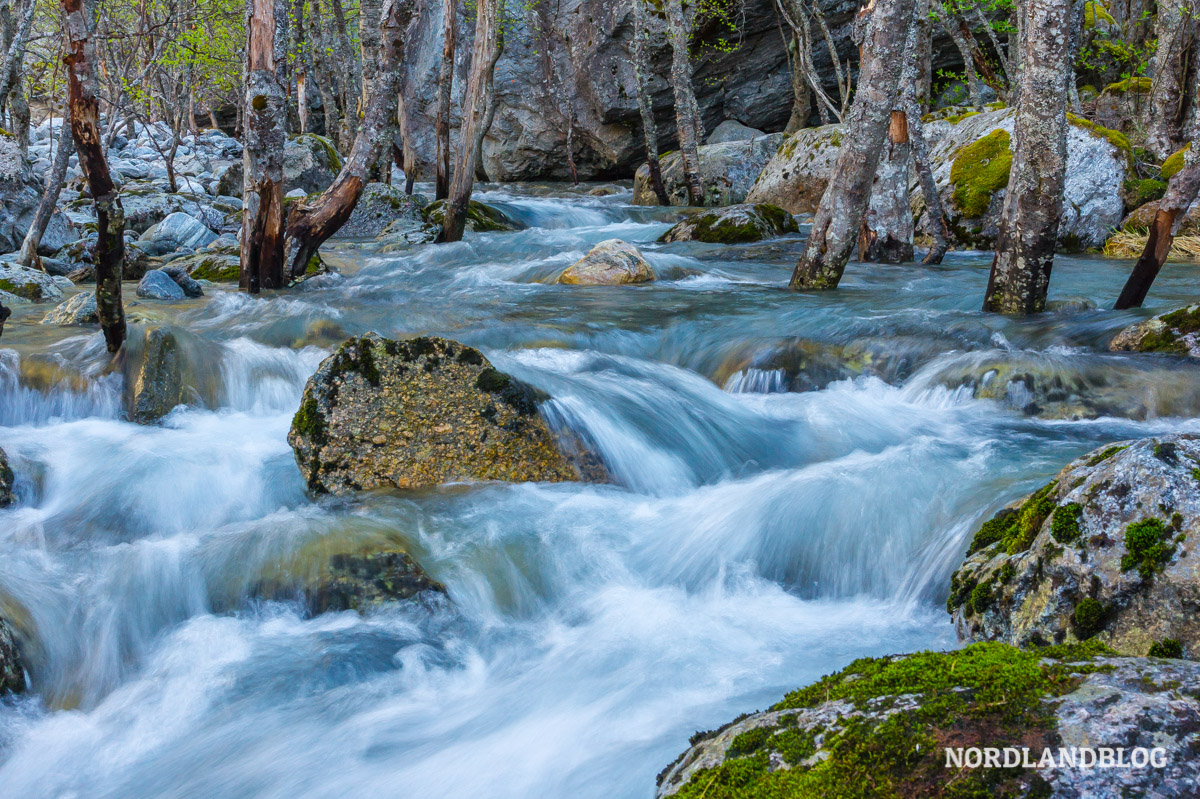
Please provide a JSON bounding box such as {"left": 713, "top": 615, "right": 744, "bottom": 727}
{"left": 282, "top": 0, "right": 419, "bottom": 277}
{"left": 240, "top": 0, "right": 289, "bottom": 293}
{"left": 982, "top": 0, "right": 1070, "bottom": 314}
{"left": 474, "top": 23, "right": 505, "bottom": 181}
{"left": 789, "top": 0, "right": 917, "bottom": 290}
{"left": 1114, "top": 140, "right": 1200, "bottom": 308}
{"left": 664, "top": 0, "right": 704, "bottom": 207}
{"left": 16, "top": 120, "right": 74, "bottom": 267}
{"left": 62, "top": 0, "right": 126, "bottom": 352}
{"left": 438, "top": 0, "right": 498, "bottom": 242}
{"left": 1145, "top": 0, "right": 1188, "bottom": 159}
{"left": 435, "top": 0, "right": 456, "bottom": 199}
{"left": 941, "top": 6, "right": 983, "bottom": 110}
{"left": 859, "top": 110, "right": 914, "bottom": 262}
{"left": 631, "top": 0, "right": 669, "bottom": 205}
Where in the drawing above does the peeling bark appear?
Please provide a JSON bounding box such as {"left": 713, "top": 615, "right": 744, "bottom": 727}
{"left": 982, "top": 0, "right": 1070, "bottom": 315}
{"left": 859, "top": 110, "right": 914, "bottom": 263}
{"left": 0, "top": 0, "right": 34, "bottom": 116}
{"left": 16, "top": 119, "right": 74, "bottom": 268}
{"left": 435, "top": 0, "right": 456, "bottom": 200}
{"left": 631, "top": 0, "right": 669, "bottom": 205}
{"left": 62, "top": 0, "right": 125, "bottom": 352}
{"left": 789, "top": 0, "right": 917, "bottom": 290}
{"left": 664, "top": 0, "right": 705, "bottom": 207}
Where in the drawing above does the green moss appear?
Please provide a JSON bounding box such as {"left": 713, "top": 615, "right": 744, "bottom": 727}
{"left": 1067, "top": 113, "right": 1135, "bottom": 170}
{"left": 1148, "top": 638, "right": 1183, "bottom": 658}
{"left": 0, "top": 278, "right": 43, "bottom": 300}
{"left": 997, "top": 561, "right": 1016, "bottom": 584}
{"left": 188, "top": 256, "right": 241, "bottom": 282}
{"left": 294, "top": 133, "right": 344, "bottom": 172}
{"left": 424, "top": 199, "right": 518, "bottom": 233}
{"left": 1086, "top": 444, "right": 1127, "bottom": 466}
{"left": 963, "top": 482, "right": 1058, "bottom": 564}
{"left": 1103, "top": 77, "right": 1152, "bottom": 95}
{"left": 251, "top": 95, "right": 268, "bottom": 112}
{"left": 950, "top": 130, "right": 1012, "bottom": 218}
{"left": 967, "top": 507, "right": 1017, "bottom": 555}
{"left": 1121, "top": 518, "right": 1174, "bottom": 579}
{"left": 1159, "top": 305, "right": 1200, "bottom": 334}
{"left": 1083, "top": 1, "right": 1115, "bottom": 27}
{"left": 1123, "top": 178, "right": 1167, "bottom": 207}
{"left": 292, "top": 394, "right": 327, "bottom": 446}
{"left": 968, "top": 578, "right": 995, "bottom": 614}
{"left": 944, "top": 110, "right": 980, "bottom": 125}
{"left": 1162, "top": 144, "right": 1191, "bottom": 179}
{"left": 1072, "top": 597, "right": 1107, "bottom": 638}
{"left": 1050, "top": 503, "right": 1084, "bottom": 544}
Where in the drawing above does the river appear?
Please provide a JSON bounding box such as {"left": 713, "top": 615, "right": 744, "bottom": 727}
{"left": 0, "top": 184, "right": 1197, "bottom": 797}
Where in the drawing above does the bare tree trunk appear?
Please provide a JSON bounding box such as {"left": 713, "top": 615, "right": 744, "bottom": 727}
{"left": 330, "top": 0, "right": 360, "bottom": 147}
{"left": 474, "top": 23, "right": 505, "bottom": 182}
{"left": 1115, "top": 142, "right": 1200, "bottom": 308}
{"left": 859, "top": 110, "right": 914, "bottom": 262}
{"left": 664, "top": 0, "right": 704, "bottom": 206}
{"left": 941, "top": 5, "right": 983, "bottom": 110}
{"left": 982, "top": 0, "right": 1070, "bottom": 314}
{"left": 10, "top": 69, "right": 28, "bottom": 150}
{"left": 62, "top": 0, "right": 125, "bottom": 353}
{"left": 312, "top": 0, "right": 341, "bottom": 140}
{"left": 0, "top": 0, "right": 34, "bottom": 115}
{"left": 282, "top": 0, "right": 419, "bottom": 276}
{"left": 295, "top": 0, "right": 308, "bottom": 133}
{"left": 790, "top": 0, "right": 916, "bottom": 290}
{"left": 241, "top": 0, "right": 289, "bottom": 293}
{"left": 438, "top": 0, "right": 498, "bottom": 242}
{"left": 1145, "top": 0, "right": 1189, "bottom": 159}
{"left": 630, "top": 0, "right": 670, "bottom": 205}
{"left": 907, "top": 98, "right": 949, "bottom": 264}
{"left": 16, "top": 120, "right": 74, "bottom": 267}
{"left": 398, "top": 90, "right": 417, "bottom": 194}
{"left": 435, "top": 0, "right": 456, "bottom": 199}
{"left": 784, "top": 32, "right": 812, "bottom": 133}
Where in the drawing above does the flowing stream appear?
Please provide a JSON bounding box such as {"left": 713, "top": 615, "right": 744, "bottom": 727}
{"left": 1, "top": 184, "right": 1199, "bottom": 798}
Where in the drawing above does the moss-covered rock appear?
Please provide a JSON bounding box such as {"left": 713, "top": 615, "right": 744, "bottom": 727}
{"left": 1122, "top": 178, "right": 1168, "bottom": 210}
{"left": 556, "top": 239, "right": 655, "bottom": 285}
{"left": 1110, "top": 305, "right": 1200, "bottom": 357}
{"left": 743, "top": 125, "right": 843, "bottom": 214}
{"left": 256, "top": 546, "right": 445, "bottom": 615}
{"left": 1162, "top": 144, "right": 1190, "bottom": 180}
{"left": 422, "top": 198, "right": 521, "bottom": 234}
{"left": 0, "top": 264, "right": 66, "bottom": 302}
{"left": 950, "top": 435, "right": 1200, "bottom": 659}
{"left": 288, "top": 334, "right": 600, "bottom": 494}
{"left": 657, "top": 641, "right": 1200, "bottom": 798}
{"left": 658, "top": 203, "right": 799, "bottom": 244}
{"left": 171, "top": 253, "right": 242, "bottom": 282}
{"left": 950, "top": 129, "right": 1012, "bottom": 219}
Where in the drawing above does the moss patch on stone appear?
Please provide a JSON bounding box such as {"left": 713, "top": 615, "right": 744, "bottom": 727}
{"left": 1121, "top": 517, "right": 1175, "bottom": 579}
{"left": 965, "top": 481, "right": 1057, "bottom": 557}
{"left": 1162, "top": 144, "right": 1191, "bottom": 180}
{"left": 1067, "top": 113, "right": 1135, "bottom": 170}
{"left": 1123, "top": 178, "right": 1168, "bottom": 207}
{"left": 950, "top": 130, "right": 1012, "bottom": 218}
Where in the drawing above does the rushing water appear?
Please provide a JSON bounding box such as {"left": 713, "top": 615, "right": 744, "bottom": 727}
{"left": 1, "top": 183, "right": 1199, "bottom": 798}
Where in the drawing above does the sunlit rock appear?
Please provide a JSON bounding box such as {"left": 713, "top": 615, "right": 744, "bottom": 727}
{"left": 556, "top": 239, "right": 655, "bottom": 285}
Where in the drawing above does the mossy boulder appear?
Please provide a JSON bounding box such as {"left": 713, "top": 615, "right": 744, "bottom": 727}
{"left": 422, "top": 198, "right": 521, "bottom": 234}
{"left": 0, "top": 264, "right": 66, "bottom": 302}
{"left": 1121, "top": 178, "right": 1168, "bottom": 210}
{"left": 288, "top": 334, "right": 597, "bottom": 494}
{"left": 0, "top": 617, "right": 23, "bottom": 694}
{"left": 744, "top": 125, "right": 843, "bottom": 214}
{"left": 215, "top": 133, "right": 342, "bottom": 198}
{"left": 950, "top": 435, "right": 1200, "bottom": 659}
{"left": 329, "top": 183, "right": 432, "bottom": 238}
{"left": 636, "top": 133, "right": 785, "bottom": 207}
{"left": 173, "top": 253, "right": 242, "bottom": 282}
{"left": 657, "top": 642, "right": 1200, "bottom": 799}
{"left": 40, "top": 292, "right": 98, "bottom": 326}
{"left": 1162, "top": 144, "right": 1190, "bottom": 180}
{"left": 1110, "top": 305, "right": 1200, "bottom": 357}
{"left": 0, "top": 445, "right": 13, "bottom": 508}
{"left": 658, "top": 204, "right": 799, "bottom": 244}
{"left": 556, "top": 239, "right": 655, "bottom": 285}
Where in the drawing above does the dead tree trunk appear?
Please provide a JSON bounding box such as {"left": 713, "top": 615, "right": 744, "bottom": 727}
{"left": 784, "top": 32, "right": 812, "bottom": 133}
{"left": 360, "top": 0, "right": 383, "bottom": 107}
{"left": 790, "top": 0, "right": 916, "bottom": 290}
{"left": 240, "top": 0, "right": 289, "bottom": 293}
{"left": 62, "top": 0, "right": 125, "bottom": 352}
{"left": 435, "top": 0, "right": 456, "bottom": 199}
{"left": 438, "top": 0, "right": 499, "bottom": 242}
{"left": 16, "top": 119, "right": 74, "bottom": 267}
{"left": 1115, "top": 142, "right": 1200, "bottom": 308}
{"left": 1145, "top": 0, "right": 1188, "bottom": 159}
{"left": 859, "top": 110, "right": 914, "bottom": 262}
{"left": 664, "top": 0, "right": 705, "bottom": 206}
{"left": 282, "top": 0, "right": 419, "bottom": 277}
{"left": 907, "top": 98, "right": 949, "bottom": 263}
{"left": 631, "top": 0, "right": 669, "bottom": 205}
{"left": 982, "top": 0, "right": 1070, "bottom": 314}
{"left": 312, "top": 0, "right": 342, "bottom": 141}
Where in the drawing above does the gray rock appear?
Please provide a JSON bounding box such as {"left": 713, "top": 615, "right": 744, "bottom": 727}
{"left": 0, "top": 616, "right": 22, "bottom": 694}
{"left": 422, "top": 198, "right": 520, "bottom": 234}
{"left": 658, "top": 203, "right": 798, "bottom": 243}
{"left": 0, "top": 445, "right": 13, "bottom": 509}
{"left": 556, "top": 239, "right": 655, "bottom": 285}
{"left": 0, "top": 134, "right": 77, "bottom": 255}
{"left": 706, "top": 119, "right": 766, "bottom": 144}
{"left": 160, "top": 265, "right": 204, "bottom": 298}
{"left": 950, "top": 435, "right": 1200, "bottom": 658}
{"left": 139, "top": 212, "right": 218, "bottom": 250}
{"left": 743, "top": 123, "right": 844, "bottom": 214}
{"left": 633, "top": 134, "right": 784, "bottom": 207}
{"left": 136, "top": 269, "right": 187, "bottom": 301}
{"left": 0, "top": 264, "right": 66, "bottom": 302}
{"left": 376, "top": 217, "right": 440, "bottom": 250}
{"left": 124, "top": 327, "right": 187, "bottom": 423}
{"left": 1110, "top": 305, "right": 1200, "bottom": 357}
{"left": 215, "top": 134, "right": 341, "bottom": 198}
{"left": 41, "top": 292, "right": 98, "bottom": 325}
{"left": 333, "top": 184, "right": 428, "bottom": 238}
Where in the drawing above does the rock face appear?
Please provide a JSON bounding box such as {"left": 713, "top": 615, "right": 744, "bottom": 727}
{"left": 215, "top": 133, "right": 341, "bottom": 198}
{"left": 41, "top": 292, "right": 98, "bottom": 326}
{"left": 1110, "top": 305, "right": 1200, "bottom": 356}
{"left": 0, "top": 134, "right": 74, "bottom": 255}
{"left": 331, "top": 184, "right": 431, "bottom": 239}
{"left": 743, "top": 124, "right": 843, "bottom": 214}
{"left": 556, "top": 239, "right": 655, "bottom": 285}
{"left": 289, "top": 335, "right": 588, "bottom": 494}
{"left": 0, "top": 264, "right": 66, "bottom": 302}
{"left": 658, "top": 204, "right": 798, "bottom": 244}
{"left": 0, "top": 445, "right": 13, "bottom": 508}
{"left": 949, "top": 435, "right": 1200, "bottom": 658}
{"left": 916, "top": 109, "right": 1128, "bottom": 250}
{"left": 0, "top": 617, "right": 22, "bottom": 694}
{"left": 656, "top": 643, "right": 1200, "bottom": 799}
{"left": 632, "top": 134, "right": 784, "bottom": 207}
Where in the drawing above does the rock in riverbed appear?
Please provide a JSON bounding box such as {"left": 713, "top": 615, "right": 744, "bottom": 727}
{"left": 41, "top": 292, "right": 98, "bottom": 326}
{"left": 0, "top": 445, "right": 13, "bottom": 508}
{"left": 289, "top": 334, "right": 593, "bottom": 494}
{"left": 949, "top": 435, "right": 1200, "bottom": 658}
{"left": 1110, "top": 305, "right": 1200, "bottom": 357}
{"left": 556, "top": 240, "right": 654, "bottom": 285}
{"left": 658, "top": 203, "right": 798, "bottom": 244}
{"left": 0, "top": 617, "right": 23, "bottom": 694}
{"left": 257, "top": 547, "right": 445, "bottom": 615}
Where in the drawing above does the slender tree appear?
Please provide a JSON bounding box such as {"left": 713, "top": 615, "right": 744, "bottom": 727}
{"left": 62, "top": 0, "right": 125, "bottom": 352}
{"left": 437, "top": 0, "right": 499, "bottom": 242}
{"left": 16, "top": 120, "right": 74, "bottom": 267}
{"left": 398, "top": 91, "right": 418, "bottom": 193}
{"left": 664, "top": 0, "right": 704, "bottom": 206}
{"left": 282, "top": 0, "right": 419, "bottom": 276}
{"left": 790, "top": 0, "right": 916, "bottom": 290}
{"left": 859, "top": 110, "right": 914, "bottom": 262}
{"left": 981, "top": 0, "right": 1071, "bottom": 314}
{"left": 435, "top": 0, "right": 456, "bottom": 199}
{"left": 0, "top": 0, "right": 35, "bottom": 116}
{"left": 1114, "top": 139, "right": 1200, "bottom": 308}
{"left": 630, "top": 0, "right": 669, "bottom": 205}
{"left": 1144, "top": 0, "right": 1188, "bottom": 159}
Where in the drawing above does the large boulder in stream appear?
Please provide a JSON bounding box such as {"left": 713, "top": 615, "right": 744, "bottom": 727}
{"left": 422, "top": 198, "right": 521, "bottom": 234}
{"left": 41, "top": 292, "right": 98, "bottom": 326}
{"left": 655, "top": 642, "right": 1200, "bottom": 799}
{"left": 0, "top": 133, "right": 75, "bottom": 256}
{"left": 658, "top": 203, "right": 798, "bottom": 244}
{"left": 0, "top": 445, "right": 13, "bottom": 508}
{"left": 121, "top": 326, "right": 218, "bottom": 424}
{"left": 1110, "top": 305, "right": 1200, "bottom": 357}
{"left": 949, "top": 435, "right": 1200, "bottom": 658}
{"left": 743, "top": 124, "right": 844, "bottom": 214}
{"left": 0, "top": 617, "right": 23, "bottom": 694}
{"left": 0, "top": 264, "right": 66, "bottom": 303}
{"left": 556, "top": 239, "right": 655, "bottom": 285}
{"left": 288, "top": 334, "right": 594, "bottom": 494}
{"left": 215, "top": 133, "right": 342, "bottom": 198}
{"left": 331, "top": 183, "right": 434, "bottom": 239}
{"left": 633, "top": 134, "right": 784, "bottom": 207}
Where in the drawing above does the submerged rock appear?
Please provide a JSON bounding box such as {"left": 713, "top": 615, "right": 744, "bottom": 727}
{"left": 422, "top": 198, "right": 521, "bottom": 233}
{"left": 0, "top": 617, "right": 22, "bottom": 694}
{"left": 41, "top": 292, "right": 98, "bottom": 326}
{"left": 949, "top": 435, "right": 1200, "bottom": 658}
{"left": 289, "top": 334, "right": 591, "bottom": 494}
{"left": 0, "top": 445, "right": 13, "bottom": 508}
{"left": 656, "top": 643, "right": 1200, "bottom": 799}
{"left": 124, "top": 327, "right": 187, "bottom": 423}
{"left": 556, "top": 239, "right": 655, "bottom": 285}
{"left": 658, "top": 203, "right": 798, "bottom": 244}
{"left": 1110, "top": 305, "right": 1200, "bottom": 357}
{"left": 633, "top": 134, "right": 784, "bottom": 207}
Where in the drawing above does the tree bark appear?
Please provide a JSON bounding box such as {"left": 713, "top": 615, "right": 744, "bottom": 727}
{"left": 240, "top": 0, "right": 289, "bottom": 293}
{"left": 1145, "top": 0, "right": 1188, "bottom": 159}
{"left": 789, "top": 0, "right": 916, "bottom": 290}
{"left": 282, "top": 0, "right": 419, "bottom": 276}
{"left": 664, "top": 0, "right": 705, "bottom": 206}
{"left": 312, "top": 0, "right": 342, "bottom": 141}
{"left": 859, "top": 110, "right": 914, "bottom": 262}
{"left": 330, "top": 0, "right": 360, "bottom": 147}
{"left": 631, "top": 0, "right": 669, "bottom": 205}
{"left": 438, "top": 0, "right": 499, "bottom": 242}
{"left": 16, "top": 119, "right": 74, "bottom": 267}
{"left": 474, "top": 22, "right": 505, "bottom": 182}
{"left": 62, "top": 0, "right": 125, "bottom": 352}
{"left": 398, "top": 90, "right": 418, "bottom": 193}
{"left": 907, "top": 98, "right": 949, "bottom": 264}
{"left": 435, "top": 0, "right": 456, "bottom": 199}
{"left": 0, "top": 0, "right": 34, "bottom": 116}
{"left": 982, "top": 0, "right": 1070, "bottom": 314}
{"left": 784, "top": 32, "right": 812, "bottom": 133}
{"left": 1114, "top": 142, "right": 1200, "bottom": 308}
{"left": 941, "top": 5, "right": 983, "bottom": 110}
